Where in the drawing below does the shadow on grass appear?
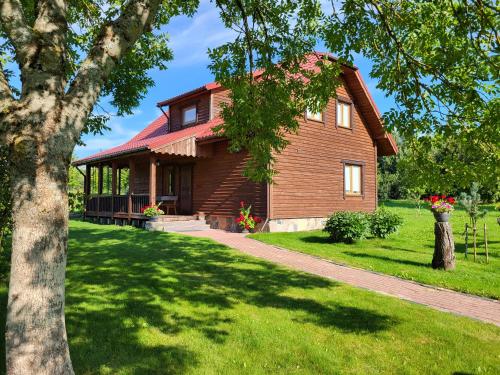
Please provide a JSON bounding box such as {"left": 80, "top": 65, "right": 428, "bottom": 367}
{"left": 1, "top": 223, "right": 398, "bottom": 373}
{"left": 343, "top": 251, "right": 430, "bottom": 268}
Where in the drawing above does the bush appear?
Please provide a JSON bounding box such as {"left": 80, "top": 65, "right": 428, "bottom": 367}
{"left": 323, "top": 211, "right": 369, "bottom": 243}
{"left": 369, "top": 208, "right": 403, "bottom": 238}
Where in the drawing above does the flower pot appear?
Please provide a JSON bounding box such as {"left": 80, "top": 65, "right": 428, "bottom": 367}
{"left": 241, "top": 229, "right": 249, "bottom": 234}
{"left": 433, "top": 212, "right": 450, "bottom": 222}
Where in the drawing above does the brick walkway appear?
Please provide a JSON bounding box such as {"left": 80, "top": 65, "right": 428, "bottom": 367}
{"left": 188, "top": 230, "right": 500, "bottom": 326}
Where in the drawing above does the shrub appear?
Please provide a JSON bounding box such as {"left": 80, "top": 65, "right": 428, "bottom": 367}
{"left": 369, "top": 208, "right": 403, "bottom": 238}
{"left": 323, "top": 211, "right": 369, "bottom": 243}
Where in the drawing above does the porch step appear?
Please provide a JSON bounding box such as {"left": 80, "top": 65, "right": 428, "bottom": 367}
{"left": 145, "top": 219, "right": 211, "bottom": 233}
{"left": 151, "top": 215, "right": 198, "bottom": 222}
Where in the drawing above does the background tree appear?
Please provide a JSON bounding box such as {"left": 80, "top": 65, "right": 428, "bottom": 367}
{"left": 0, "top": 0, "right": 497, "bottom": 373}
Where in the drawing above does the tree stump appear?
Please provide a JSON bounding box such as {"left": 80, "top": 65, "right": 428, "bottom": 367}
{"left": 432, "top": 222, "right": 456, "bottom": 270}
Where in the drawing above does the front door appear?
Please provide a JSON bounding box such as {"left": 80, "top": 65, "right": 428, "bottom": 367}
{"left": 179, "top": 165, "right": 193, "bottom": 214}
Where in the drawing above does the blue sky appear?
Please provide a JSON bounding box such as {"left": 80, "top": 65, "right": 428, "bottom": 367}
{"left": 74, "top": 0, "right": 396, "bottom": 159}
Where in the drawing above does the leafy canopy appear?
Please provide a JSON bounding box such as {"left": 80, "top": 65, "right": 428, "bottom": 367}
{"left": 1, "top": 0, "right": 497, "bottom": 184}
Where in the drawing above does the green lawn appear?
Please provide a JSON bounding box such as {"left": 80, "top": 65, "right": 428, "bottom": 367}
{"left": 251, "top": 200, "right": 500, "bottom": 299}
{"left": 1, "top": 221, "right": 499, "bottom": 373}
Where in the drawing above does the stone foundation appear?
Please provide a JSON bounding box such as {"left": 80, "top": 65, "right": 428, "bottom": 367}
{"left": 205, "top": 214, "right": 326, "bottom": 233}
{"left": 267, "top": 217, "right": 327, "bottom": 232}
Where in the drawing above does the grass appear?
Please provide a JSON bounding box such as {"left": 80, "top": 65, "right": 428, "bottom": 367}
{"left": 1, "top": 220, "right": 500, "bottom": 374}
{"left": 250, "top": 200, "right": 500, "bottom": 299}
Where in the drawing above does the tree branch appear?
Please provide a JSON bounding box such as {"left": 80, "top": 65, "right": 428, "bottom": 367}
{"left": 0, "top": 0, "right": 35, "bottom": 69}
{"left": 63, "top": 0, "right": 162, "bottom": 140}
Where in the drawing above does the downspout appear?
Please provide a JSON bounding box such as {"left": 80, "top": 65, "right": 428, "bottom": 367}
{"left": 158, "top": 104, "right": 170, "bottom": 132}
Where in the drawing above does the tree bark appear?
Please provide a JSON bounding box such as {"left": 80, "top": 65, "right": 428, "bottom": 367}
{"left": 6, "top": 124, "right": 74, "bottom": 373}
{"left": 432, "top": 222, "right": 456, "bottom": 270}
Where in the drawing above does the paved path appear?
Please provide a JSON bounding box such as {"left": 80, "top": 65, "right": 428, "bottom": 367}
{"left": 188, "top": 230, "right": 500, "bottom": 326}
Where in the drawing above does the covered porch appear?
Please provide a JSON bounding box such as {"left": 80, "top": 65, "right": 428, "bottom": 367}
{"left": 82, "top": 139, "right": 215, "bottom": 223}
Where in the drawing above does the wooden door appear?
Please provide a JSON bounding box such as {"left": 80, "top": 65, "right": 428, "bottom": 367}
{"left": 179, "top": 165, "right": 193, "bottom": 214}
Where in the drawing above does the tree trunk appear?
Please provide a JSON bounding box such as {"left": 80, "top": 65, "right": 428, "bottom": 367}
{"left": 5, "top": 136, "right": 74, "bottom": 373}
{"left": 432, "top": 222, "right": 456, "bottom": 270}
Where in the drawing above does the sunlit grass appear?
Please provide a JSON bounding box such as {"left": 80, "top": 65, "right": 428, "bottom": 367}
{"left": 0, "top": 219, "right": 499, "bottom": 373}
{"left": 251, "top": 200, "right": 500, "bottom": 299}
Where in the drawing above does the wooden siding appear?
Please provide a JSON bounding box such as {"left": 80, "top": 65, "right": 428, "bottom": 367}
{"left": 270, "top": 76, "right": 377, "bottom": 219}
{"left": 210, "top": 88, "right": 231, "bottom": 119}
{"left": 169, "top": 92, "right": 210, "bottom": 131}
{"left": 193, "top": 140, "right": 267, "bottom": 218}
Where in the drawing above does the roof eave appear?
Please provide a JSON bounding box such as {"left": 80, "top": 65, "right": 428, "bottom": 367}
{"left": 72, "top": 146, "right": 149, "bottom": 166}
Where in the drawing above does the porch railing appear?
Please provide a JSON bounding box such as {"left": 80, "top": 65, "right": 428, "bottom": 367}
{"left": 85, "top": 194, "right": 150, "bottom": 216}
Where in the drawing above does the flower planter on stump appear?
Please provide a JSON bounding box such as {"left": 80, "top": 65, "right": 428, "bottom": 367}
{"left": 424, "top": 195, "right": 457, "bottom": 271}
{"left": 432, "top": 212, "right": 455, "bottom": 270}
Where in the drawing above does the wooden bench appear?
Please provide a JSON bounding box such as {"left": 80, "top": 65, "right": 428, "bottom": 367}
{"left": 156, "top": 195, "right": 177, "bottom": 215}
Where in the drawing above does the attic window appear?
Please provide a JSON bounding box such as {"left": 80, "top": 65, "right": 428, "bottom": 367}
{"left": 306, "top": 108, "right": 324, "bottom": 122}
{"left": 182, "top": 105, "right": 197, "bottom": 126}
{"left": 337, "top": 101, "right": 351, "bottom": 128}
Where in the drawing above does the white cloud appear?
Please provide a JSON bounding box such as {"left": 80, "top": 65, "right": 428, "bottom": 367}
{"left": 75, "top": 121, "right": 139, "bottom": 157}
{"left": 166, "top": 1, "right": 237, "bottom": 67}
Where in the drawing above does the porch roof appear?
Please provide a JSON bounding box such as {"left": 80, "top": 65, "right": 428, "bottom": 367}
{"left": 73, "top": 116, "right": 223, "bottom": 166}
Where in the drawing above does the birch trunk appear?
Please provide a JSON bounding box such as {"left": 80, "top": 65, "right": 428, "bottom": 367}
{"left": 6, "top": 126, "right": 74, "bottom": 374}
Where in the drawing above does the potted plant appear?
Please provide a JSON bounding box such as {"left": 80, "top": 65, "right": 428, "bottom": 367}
{"left": 235, "top": 201, "right": 262, "bottom": 233}
{"left": 141, "top": 204, "right": 164, "bottom": 219}
{"left": 423, "top": 195, "right": 456, "bottom": 222}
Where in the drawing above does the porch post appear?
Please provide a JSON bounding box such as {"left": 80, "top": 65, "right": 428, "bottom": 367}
{"left": 128, "top": 159, "right": 136, "bottom": 221}
{"left": 84, "top": 164, "right": 91, "bottom": 217}
{"left": 111, "top": 161, "right": 117, "bottom": 218}
{"left": 97, "top": 164, "right": 103, "bottom": 217}
{"left": 149, "top": 156, "right": 157, "bottom": 207}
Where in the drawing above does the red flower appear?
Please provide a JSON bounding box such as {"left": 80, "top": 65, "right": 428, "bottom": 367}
{"left": 245, "top": 224, "right": 250, "bottom": 230}
{"left": 447, "top": 197, "right": 455, "bottom": 204}
{"left": 441, "top": 194, "right": 446, "bottom": 199}
{"left": 254, "top": 216, "right": 262, "bottom": 223}
{"left": 423, "top": 197, "right": 429, "bottom": 202}
{"left": 240, "top": 201, "right": 245, "bottom": 208}
{"left": 430, "top": 195, "right": 438, "bottom": 203}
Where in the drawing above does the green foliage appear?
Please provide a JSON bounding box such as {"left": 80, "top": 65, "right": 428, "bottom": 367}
{"left": 369, "top": 208, "right": 403, "bottom": 238}
{"left": 142, "top": 205, "right": 164, "bottom": 218}
{"left": 324, "top": 211, "right": 369, "bottom": 243}
{"left": 68, "top": 191, "right": 84, "bottom": 213}
{"left": 459, "top": 183, "right": 488, "bottom": 228}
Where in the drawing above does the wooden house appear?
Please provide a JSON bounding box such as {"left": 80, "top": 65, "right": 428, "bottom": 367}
{"left": 74, "top": 53, "right": 397, "bottom": 232}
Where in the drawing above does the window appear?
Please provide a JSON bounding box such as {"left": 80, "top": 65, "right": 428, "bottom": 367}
{"left": 344, "top": 164, "right": 362, "bottom": 195}
{"left": 182, "top": 105, "right": 197, "bottom": 126}
{"left": 162, "top": 167, "right": 175, "bottom": 195}
{"left": 337, "top": 101, "right": 351, "bottom": 128}
{"left": 306, "top": 107, "right": 323, "bottom": 122}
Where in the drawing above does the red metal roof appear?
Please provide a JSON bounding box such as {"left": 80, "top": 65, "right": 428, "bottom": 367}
{"left": 75, "top": 52, "right": 396, "bottom": 166}
{"left": 74, "top": 114, "right": 223, "bottom": 165}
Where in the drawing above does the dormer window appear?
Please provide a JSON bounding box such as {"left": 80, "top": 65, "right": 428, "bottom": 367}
{"left": 337, "top": 101, "right": 351, "bottom": 128}
{"left": 182, "top": 105, "right": 197, "bottom": 126}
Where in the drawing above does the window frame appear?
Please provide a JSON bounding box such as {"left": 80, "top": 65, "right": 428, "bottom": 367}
{"left": 342, "top": 160, "right": 365, "bottom": 198}
{"left": 305, "top": 107, "right": 325, "bottom": 123}
{"left": 182, "top": 104, "right": 198, "bottom": 126}
{"left": 336, "top": 99, "right": 353, "bottom": 129}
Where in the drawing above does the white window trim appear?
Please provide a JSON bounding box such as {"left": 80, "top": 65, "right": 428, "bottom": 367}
{"left": 337, "top": 101, "right": 351, "bottom": 129}
{"left": 306, "top": 108, "right": 324, "bottom": 122}
{"left": 344, "top": 163, "right": 363, "bottom": 196}
{"left": 182, "top": 105, "right": 197, "bottom": 126}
